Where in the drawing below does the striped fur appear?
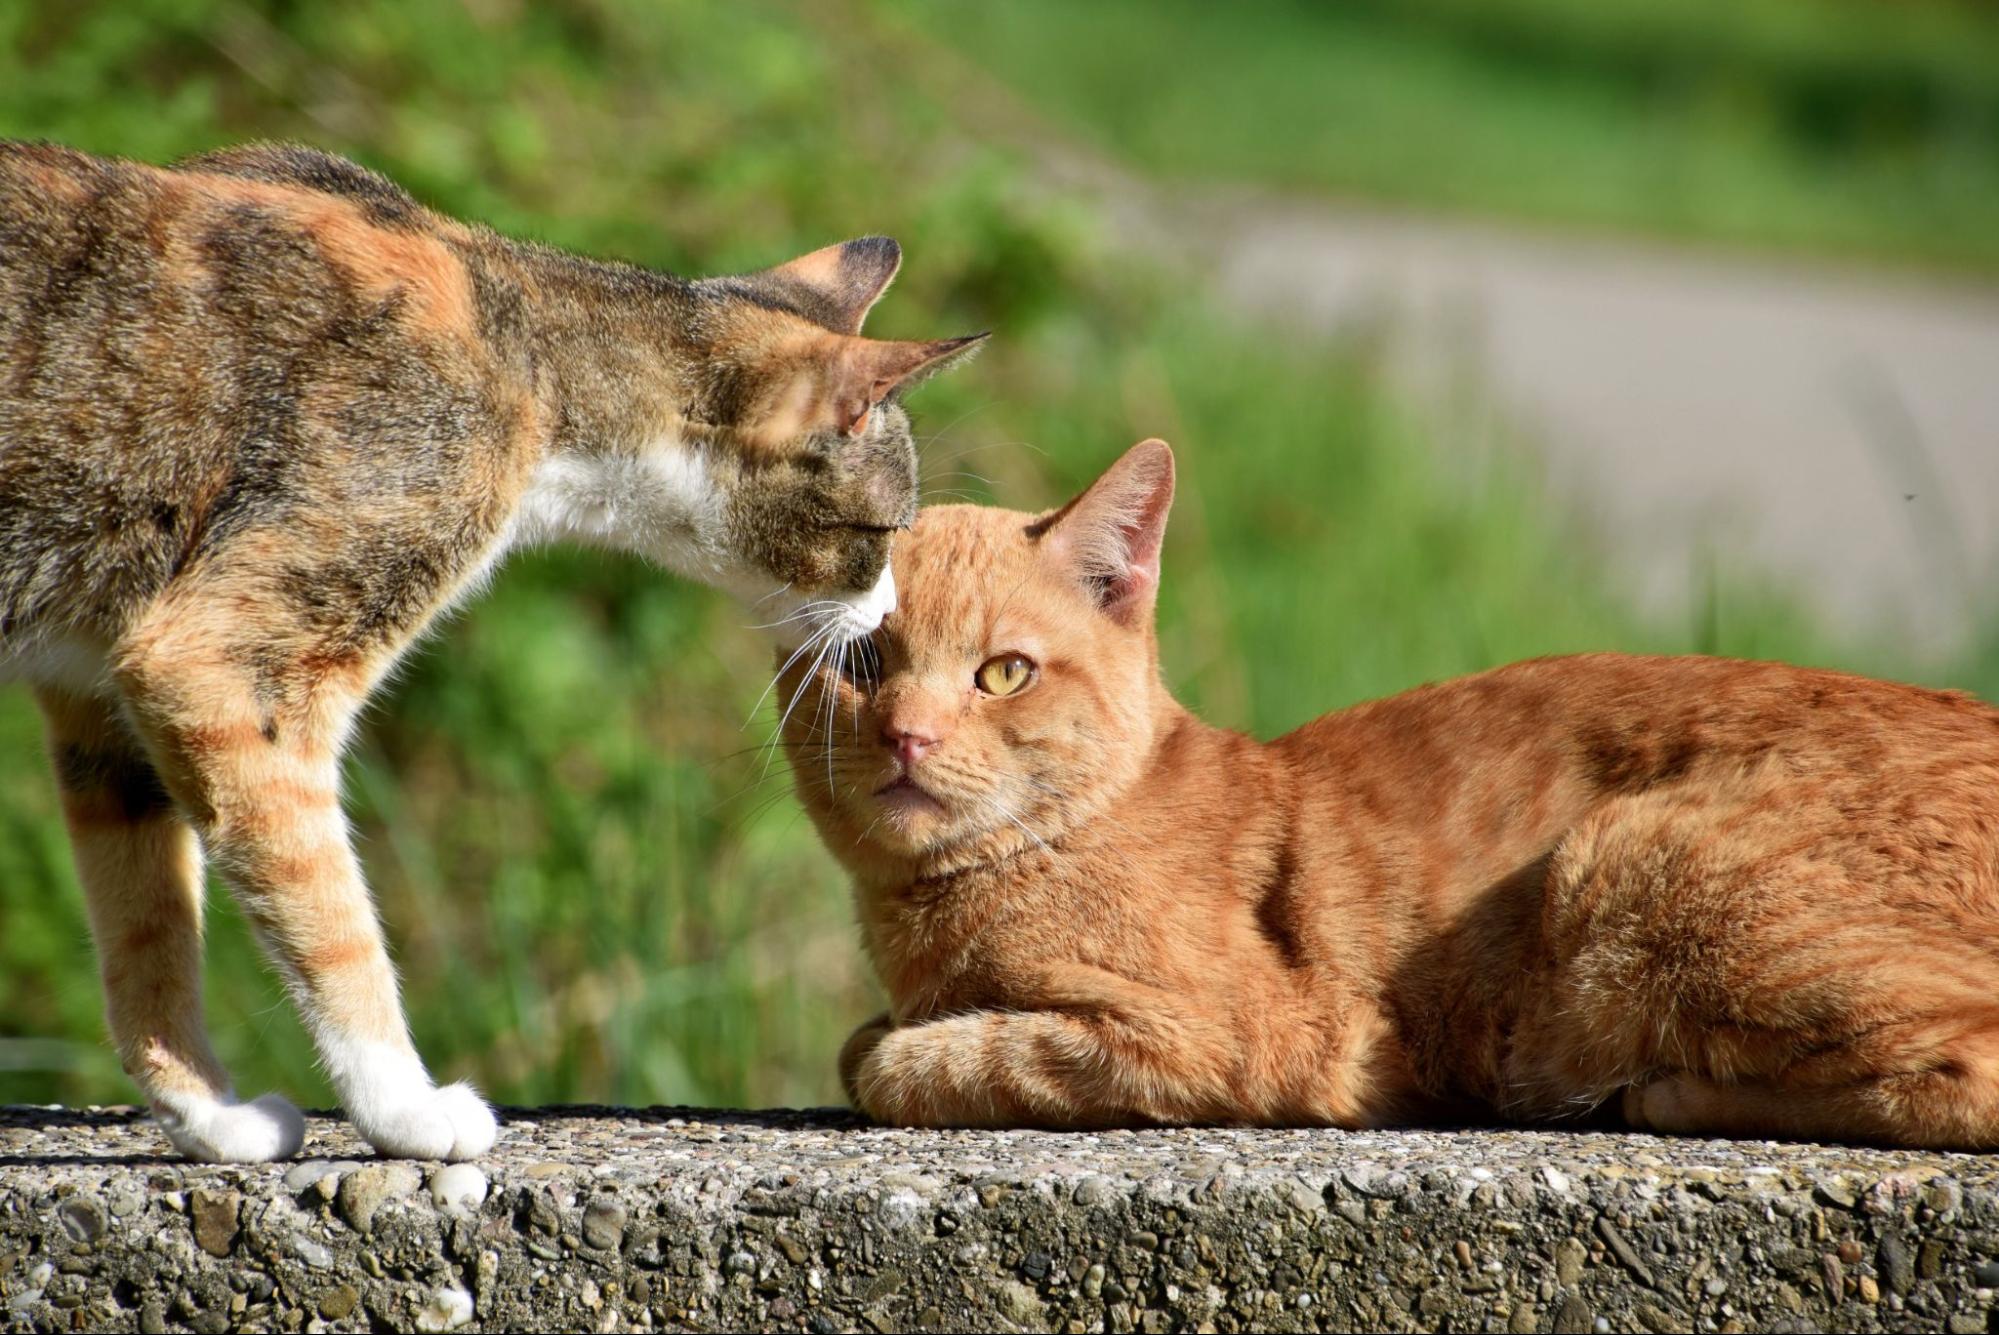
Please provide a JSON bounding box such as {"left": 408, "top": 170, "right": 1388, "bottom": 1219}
{"left": 784, "top": 441, "right": 1999, "bottom": 1149}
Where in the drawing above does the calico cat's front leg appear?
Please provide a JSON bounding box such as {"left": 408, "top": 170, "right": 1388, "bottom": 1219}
{"left": 117, "top": 598, "right": 497, "bottom": 1162}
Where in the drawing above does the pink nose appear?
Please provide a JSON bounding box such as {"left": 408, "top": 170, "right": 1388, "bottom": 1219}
{"left": 883, "top": 723, "right": 940, "bottom": 767}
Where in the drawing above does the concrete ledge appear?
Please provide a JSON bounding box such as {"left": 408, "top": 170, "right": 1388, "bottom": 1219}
{"left": 3, "top": 1107, "right": 1997, "bottom": 1333}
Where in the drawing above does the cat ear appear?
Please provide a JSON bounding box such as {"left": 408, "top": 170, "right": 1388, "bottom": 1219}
{"left": 1036, "top": 439, "right": 1176, "bottom": 625}
{"left": 760, "top": 236, "right": 904, "bottom": 335}
{"left": 748, "top": 333, "right": 987, "bottom": 444}
{"left": 826, "top": 333, "right": 989, "bottom": 437}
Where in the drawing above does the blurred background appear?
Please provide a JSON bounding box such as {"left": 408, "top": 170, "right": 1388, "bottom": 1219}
{"left": 4, "top": 0, "right": 1998, "bottom": 1111}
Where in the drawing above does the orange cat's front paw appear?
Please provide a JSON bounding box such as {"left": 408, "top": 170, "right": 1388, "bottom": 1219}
{"left": 839, "top": 1014, "right": 893, "bottom": 1108}
{"left": 1620, "top": 1080, "right": 1653, "bottom": 1129}
{"left": 846, "top": 1027, "right": 923, "bottom": 1126}
{"left": 845, "top": 1015, "right": 1006, "bottom": 1128}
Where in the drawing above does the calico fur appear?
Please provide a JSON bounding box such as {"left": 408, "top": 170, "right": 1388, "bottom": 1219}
{"left": 0, "top": 140, "right": 982, "bottom": 1161}
{"left": 782, "top": 440, "right": 1999, "bottom": 1148}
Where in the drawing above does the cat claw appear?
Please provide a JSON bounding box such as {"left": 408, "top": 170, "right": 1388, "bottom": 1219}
{"left": 157, "top": 1092, "right": 307, "bottom": 1163}
{"left": 350, "top": 1081, "right": 498, "bottom": 1161}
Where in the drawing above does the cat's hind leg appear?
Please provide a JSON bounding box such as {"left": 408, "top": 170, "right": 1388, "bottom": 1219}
{"left": 113, "top": 602, "right": 496, "bottom": 1162}
{"left": 1621, "top": 1012, "right": 1999, "bottom": 1149}
{"left": 36, "top": 686, "right": 305, "bottom": 1162}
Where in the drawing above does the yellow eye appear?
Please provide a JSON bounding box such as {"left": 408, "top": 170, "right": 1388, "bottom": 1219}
{"left": 975, "top": 654, "right": 1035, "bottom": 697}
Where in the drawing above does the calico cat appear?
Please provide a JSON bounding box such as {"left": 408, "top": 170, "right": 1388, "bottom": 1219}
{"left": 0, "top": 140, "right": 982, "bottom": 1162}
{"left": 781, "top": 439, "right": 1999, "bottom": 1148}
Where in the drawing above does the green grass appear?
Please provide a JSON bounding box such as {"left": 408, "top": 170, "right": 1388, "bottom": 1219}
{"left": 0, "top": 0, "right": 1990, "bottom": 1114}
{"left": 894, "top": 0, "right": 1999, "bottom": 275}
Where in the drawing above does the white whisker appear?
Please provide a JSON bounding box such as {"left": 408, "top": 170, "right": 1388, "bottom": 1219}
{"left": 751, "top": 581, "right": 796, "bottom": 609}
{"left": 743, "top": 600, "right": 848, "bottom": 632}
{"left": 744, "top": 618, "right": 837, "bottom": 727}
{"left": 823, "top": 637, "right": 845, "bottom": 799}
{"left": 759, "top": 626, "right": 839, "bottom": 783}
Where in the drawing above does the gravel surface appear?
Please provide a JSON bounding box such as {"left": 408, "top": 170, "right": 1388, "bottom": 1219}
{"left": 4, "top": 1104, "right": 1998, "bottom": 1332}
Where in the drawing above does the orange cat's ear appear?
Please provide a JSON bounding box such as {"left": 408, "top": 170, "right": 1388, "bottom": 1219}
{"left": 1035, "top": 439, "right": 1176, "bottom": 626}
{"left": 759, "top": 236, "right": 904, "bottom": 335}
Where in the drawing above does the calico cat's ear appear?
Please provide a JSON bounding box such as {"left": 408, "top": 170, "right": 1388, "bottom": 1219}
{"left": 760, "top": 236, "right": 904, "bottom": 335}
{"left": 747, "top": 332, "right": 988, "bottom": 444}
{"left": 824, "top": 333, "right": 989, "bottom": 437}
{"left": 1035, "top": 439, "right": 1176, "bottom": 626}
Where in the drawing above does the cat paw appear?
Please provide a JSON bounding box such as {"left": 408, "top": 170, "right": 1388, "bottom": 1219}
{"left": 157, "top": 1092, "right": 307, "bottom": 1163}
{"left": 351, "top": 1081, "right": 499, "bottom": 1161}
{"left": 1622, "top": 1073, "right": 1706, "bottom": 1133}
{"left": 839, "top": 1014, "right": 894, "bottom": 1106}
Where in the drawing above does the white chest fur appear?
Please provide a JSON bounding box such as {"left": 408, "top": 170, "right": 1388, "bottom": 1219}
{"left": 512, "top": 443, "right": 730, "bottom": 583}
{"left": 511, "top": 441, "right": 894, "bottom": 647}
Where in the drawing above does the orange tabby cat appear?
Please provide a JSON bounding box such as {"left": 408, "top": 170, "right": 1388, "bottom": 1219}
{"left": 781, "top": 439, "right": 1999, "bottom": 1148}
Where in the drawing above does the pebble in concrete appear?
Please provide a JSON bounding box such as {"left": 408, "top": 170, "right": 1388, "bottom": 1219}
{"left": 415, "top": 1284, "right": 474, "bottom": 1332}
{"left": 337, "top": 1162, "right": 422, "bottom": 1235}
{"left": 429, "top": 1163, "right": 487, "bottom": 1214}
{"left": 187, "top": 1188, "right": 239, "bottom": 1258}
{"left": 55, "top": 1195, "right": 106, "bottom": 1245}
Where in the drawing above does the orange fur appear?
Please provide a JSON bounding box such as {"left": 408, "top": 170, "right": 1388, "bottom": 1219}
{"left": 113, "top": 578, "right": 411, "bottom": 1050}
{"left": 4, "top": 141, "right": 985, "bottom": 1160}
{"left": 301, "top": 205, "right": 476, "bottom": 340}
{"left": 36, "top": 687, "right": 233, "bottom": 1111}
{"left": 784, "top": 440, "right": 1999, "bottom": 1148}
{"left": 156, "top": 173, "right": 476, "bottom": 342}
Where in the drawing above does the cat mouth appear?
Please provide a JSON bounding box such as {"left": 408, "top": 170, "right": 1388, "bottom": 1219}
{"left": 874, "top": 774, "right": 947, "bottom": 818}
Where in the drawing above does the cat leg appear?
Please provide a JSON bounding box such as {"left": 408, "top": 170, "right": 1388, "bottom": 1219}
{"left": 847, "top": 970, "right": 1235, "bottom": 1129}
{"left": 838, "top": 1012, "right": 893, "bottom": 1107}
{"left": 851, "top": 1012, "right": 1139, "bottom": 1128}
{"left": 114, "top": 620, "right": 496, "bottom": 1162}
{"left": 36, "top": 687, "right": 305, "bottom": 1162}
{"left": 1623, "top": 1073, "right": 1894, "bottom": 1144}
{"left": 1621, "top": 1074, "right": 1747, "bottom": 1137}
{"left": 1623, "top": 1021, "right": 1999, "bottom": 1150}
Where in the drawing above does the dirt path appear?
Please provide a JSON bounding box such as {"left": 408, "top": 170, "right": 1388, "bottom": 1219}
{"left": 1164, "top": 191, "right": 1999, "bottom": 655}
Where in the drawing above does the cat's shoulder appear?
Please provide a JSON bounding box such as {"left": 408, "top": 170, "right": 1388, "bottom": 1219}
{"left": 173, "top": 142, "right": 429, "bottom": 231}
{"left": 0, "top": 139, "right": 120, "bottom": 201}
{"left": 0, "top": 139, "right": 101, "bottom": 175}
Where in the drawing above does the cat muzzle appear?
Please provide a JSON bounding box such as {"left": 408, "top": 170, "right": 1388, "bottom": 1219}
{"left": 760, "top": 563, "right": 897, "bottom": 651}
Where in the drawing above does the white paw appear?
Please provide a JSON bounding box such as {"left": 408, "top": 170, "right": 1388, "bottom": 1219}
{"left": 157, "top": 1092, "right": 307, "bottom": 1163}
{"left": 350, "top": 1080, "right": 499, "bottom": 1161}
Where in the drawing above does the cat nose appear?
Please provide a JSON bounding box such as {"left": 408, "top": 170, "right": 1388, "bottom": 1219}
{"left": 882, "top": 722, "right": 940, "bottom": 767}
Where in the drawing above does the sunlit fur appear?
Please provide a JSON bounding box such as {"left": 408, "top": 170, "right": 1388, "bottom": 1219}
{"left": 782, "top": 440, "right": 1999, "bottom": 1148}
{"left": 0, "top": 140, "right": 981, "bottom": 1162}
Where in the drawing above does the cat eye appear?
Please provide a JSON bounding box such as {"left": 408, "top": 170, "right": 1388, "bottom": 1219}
{"left": 975, "top": 654, "right": 1036, "bottom": 697}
